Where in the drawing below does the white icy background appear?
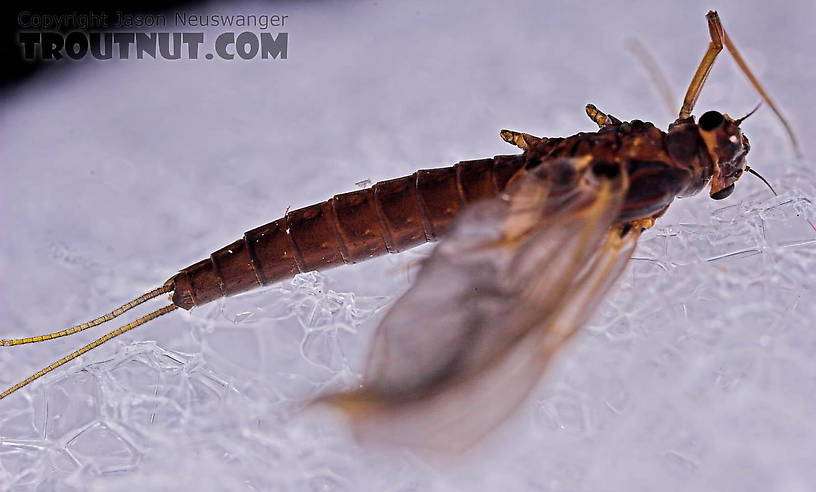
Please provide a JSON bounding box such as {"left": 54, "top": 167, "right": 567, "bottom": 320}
{"left": 2, "top": 1, "right": 815, "bottom": 490}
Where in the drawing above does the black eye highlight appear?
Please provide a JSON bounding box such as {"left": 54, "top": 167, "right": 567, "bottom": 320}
{"left": 699, "top": 111, "right": 725, "bottom": 131}
{"left": 711, "top": 183, "right": 735, "bottom": 200}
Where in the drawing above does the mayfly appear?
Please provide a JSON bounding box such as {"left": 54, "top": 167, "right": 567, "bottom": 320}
{"left": 0, "top": 12, "right": 799, "bottom": 450}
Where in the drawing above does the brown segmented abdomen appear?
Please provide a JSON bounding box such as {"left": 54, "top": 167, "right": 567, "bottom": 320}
{"left": 169, "top": 154, "right": 526, "bottom": 310}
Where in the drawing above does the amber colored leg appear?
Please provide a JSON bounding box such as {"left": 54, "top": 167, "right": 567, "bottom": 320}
{"left": 679, "top": 11, "right": 800, "bottom": 155}
{"left": 678, "top": 12, "right": 724, "bottom": 119}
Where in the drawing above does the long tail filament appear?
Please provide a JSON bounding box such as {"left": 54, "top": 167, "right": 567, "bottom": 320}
{"left": 1, "top": 284, "right": 173, "bottom": 347}
{"left": 0, "top": 286, "right": 177, "bottom": 401}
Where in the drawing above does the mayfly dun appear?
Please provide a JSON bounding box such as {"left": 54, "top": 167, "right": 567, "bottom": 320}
{"left": 0, "top": 11, "right": 799, "bottom": 449}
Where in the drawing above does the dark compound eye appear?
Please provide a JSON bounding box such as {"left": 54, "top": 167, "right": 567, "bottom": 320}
{"left": 699, "top": 111, "right": 725, "bottom": 131}
{"left": 711, "top": 183, "right": 735, "bottom": 200}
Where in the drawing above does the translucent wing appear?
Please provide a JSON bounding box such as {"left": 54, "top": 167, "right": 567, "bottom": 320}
{"left": 320, "top": 158, "right": 640, "bottom": 452}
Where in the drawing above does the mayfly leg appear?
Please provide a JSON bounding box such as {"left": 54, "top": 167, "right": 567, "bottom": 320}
{"left": 678, "top": 11, "right": 724, "bottom": 120}
{"left": 680, "top": 10, "right": 800, "bottom": 156}
{"left": 626, "top": 38, "right": 678, "bottom": 118}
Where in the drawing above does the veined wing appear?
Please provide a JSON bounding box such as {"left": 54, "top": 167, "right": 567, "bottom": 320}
{"left": 320, "top": 158, "right": 640, "bottom": 452}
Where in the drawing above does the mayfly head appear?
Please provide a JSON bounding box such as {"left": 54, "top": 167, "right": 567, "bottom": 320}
{"left": 696, "top": 110, "right": 751, "bottom": 200}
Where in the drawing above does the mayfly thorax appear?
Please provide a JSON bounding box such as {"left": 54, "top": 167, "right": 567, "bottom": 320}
{"left": 0, "top": 11, "right": 800, "bottom": 446}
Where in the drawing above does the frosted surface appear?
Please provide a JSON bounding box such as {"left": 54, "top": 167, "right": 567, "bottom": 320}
{"left": 1, "top": 1, "right": 815, "bottom": 490}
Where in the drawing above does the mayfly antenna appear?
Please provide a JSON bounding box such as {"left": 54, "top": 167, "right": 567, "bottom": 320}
{"left": 0, "top": 304, "right": 178, "bottom": 400}
{"left": 734, "top": 101, "right": 763, "bottom": 126}
{"left": 679, "top": 11, "right": 801, "bottom": 157}
{"left": 744, "top": 166, "right": 777, "bottom": 196}
{"left": 1, "top": 284, "right": 173, "bottom": 347}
